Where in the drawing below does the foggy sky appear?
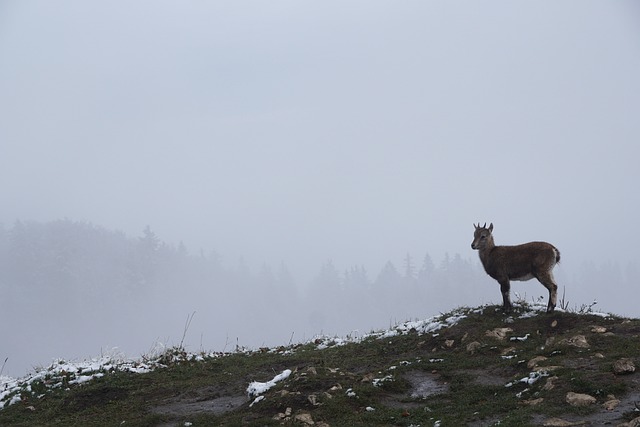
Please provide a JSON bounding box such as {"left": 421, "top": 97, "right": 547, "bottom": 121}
{"left": 2, "top": 3, "right": 640, "bottom": 294}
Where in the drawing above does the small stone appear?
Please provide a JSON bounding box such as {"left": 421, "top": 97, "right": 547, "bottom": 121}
{"left": 307, "top": 367, "right": 317, "bottom": 375}
{"left": 361, "top": 373, "right": 375, "bottom": 382}
{"left": 560, "top": 335, "right": 589, "bottom": 349}
{"left": 551, "top": 320, "right": 558, "bottom": 328}
{"left": 466, "top": 341, "right": 482, "bottom": 354}
{"left": 591, "top": 326, "right": 607, "bottom": 333}
{"left": 602, "top": 398, "right": 620, "bottom": 411}
{"left": 485, "top": 328, "right": 513, "bottom": 340}
{"left": 444, "top": 339, "right": 455, "bottom": 348}
{"left": 543, "top": 418, "right": 587, "bottom": 426}
{"left": 534, "top": 365, "right": 561, "bottom": 373}
{"left": 566, "top": 391, "right": 596, "bottom": 407}
{"left": 543, "top": 376, "right": 559, "bottom": 391}
{"left": 307, "top": 394, "right": 320, "bottom": 406}
{"left": 618, "top": 416, "right": 640, "bottom": 427}
{"left": 593, "top": 352, "right": 605, "bottom": 359}
{"left": 501, "top": 346, "right": 516, "bottom": 356}
{"left": 528, "top": 356, "right": 548, "bottom": 369}
{"left": 522, "top": 397, "right": 544, "bottom": 406}
{"left": 295, "top": 412, "right": 315, "bottom": 425}
{"left": 613, "top": 358, "right": 636, "bottom": 375}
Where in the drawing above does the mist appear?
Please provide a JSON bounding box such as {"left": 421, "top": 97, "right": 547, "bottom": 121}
{"left": 1, "top": 1, "right": 639, "bottom": 378}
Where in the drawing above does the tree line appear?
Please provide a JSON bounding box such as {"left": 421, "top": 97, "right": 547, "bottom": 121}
{"left": 0, "top": 218, "right": 637, "bottom": 374}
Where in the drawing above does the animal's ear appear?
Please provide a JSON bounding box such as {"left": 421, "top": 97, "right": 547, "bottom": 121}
{"left": 488, "top": 223, "right": 494, "bottom": 232}
{"left": 474, "top": 223, "right": 478, "bottom": 229}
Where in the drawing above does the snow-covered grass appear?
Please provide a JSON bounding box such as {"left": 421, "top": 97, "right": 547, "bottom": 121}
{"left": 1, "top": 355, "right": 149, "bottom": 409}
{"left": 313, "top": 305, "right": 474, "bottom": 350}
{"left": 0, "top": 347, "right": 231, "bottom": 410}
{"left": 0, "top": 300, "right": 614, "bottom": 411}
{"left": 0, "top": 305, "right": 475, "bottom": 410}
{"left": 247, "top": 369, "right": 292, "bottom": 407}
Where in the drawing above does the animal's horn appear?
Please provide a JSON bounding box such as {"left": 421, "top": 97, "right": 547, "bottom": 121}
{"left": 483, "top": 222, "right": 486, "bottom": 228}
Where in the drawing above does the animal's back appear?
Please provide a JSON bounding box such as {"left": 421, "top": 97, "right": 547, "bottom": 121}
{"left": 484, "top": 242, "right": 559, "bottom": 280}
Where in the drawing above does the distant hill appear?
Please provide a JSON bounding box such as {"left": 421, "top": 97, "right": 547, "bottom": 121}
{"left": 1, "top": 302, "right": 640, "bottom": 426}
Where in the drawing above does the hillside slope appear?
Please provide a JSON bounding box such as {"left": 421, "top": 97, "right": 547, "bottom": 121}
{"left": 1, "top": 302, "right": 640, "bottom": 426}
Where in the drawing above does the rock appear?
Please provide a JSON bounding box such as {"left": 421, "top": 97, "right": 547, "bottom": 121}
{"left": 307, "top": 394, "right": 320, "bottom": 406}
{"left": 485, "top": 327, "right": 513, "bottom": 340}
{"left": 551, "top": 320, "right": 558, "bottom": 328}
{"left": 613, "top": 358, "right": 636, "bottom": 375}
{"left": 591, "top": 326, "right": 607, "bottom": 333}
{"left": 501, "top": 347, "right": 516, "bottom": 356}
{"left": 522, "top": 397, "right": 544, "bottom": 406}
{"left": 618, "top": 416, "right": 640, "bottom": 427}
{"left": 566, "top": 392, "right": 596, "bottom": 407}
{"left": 602, "top": 398, "right": 620, "bottom": 411}
{"left": 534, "top": 365, "right": 561, "bottom": 373}
{"left": 274, "top": 407, "right": 293, "bottom": 420}
{"left": 466, "top": 341, "right": 482, "bottom": 354}
{"left": 543, "top": 376, "right": 559, "bottom": 391}
{"left": 560, "top": 335, "right": 590, "bottom": 349}
{"left": 444, "top": 339, "right": 455, "bottom": 348}
{"left": 543, "top": 418, "right": 587, "bottom": 426}
{"left": 295, "top": 412, "right": 315, "bottom": 425}
{"left": 361, "top": 373, "right": 375, "bottom": 382}
{"left": 528, "top": 356, "right": 548, "bottom": 369}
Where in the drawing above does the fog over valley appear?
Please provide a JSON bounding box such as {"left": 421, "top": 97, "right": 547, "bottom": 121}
{"left": 1, "top": 1, "right": 639, "bottom": 378}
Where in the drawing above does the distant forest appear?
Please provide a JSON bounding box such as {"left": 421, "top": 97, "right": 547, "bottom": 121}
{"left": 0, "top": 220, "right": 489, "bottom": 324}
{"left": 1, "top": 219, "right": 638, "bottom": 352}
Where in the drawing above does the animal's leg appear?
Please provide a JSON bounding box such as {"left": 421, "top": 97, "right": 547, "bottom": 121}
{"left": 498, "top": 279, "right": 512, "bottom": 313}
{"left": 536, "top": 271, "right": 558, "bottom": 313}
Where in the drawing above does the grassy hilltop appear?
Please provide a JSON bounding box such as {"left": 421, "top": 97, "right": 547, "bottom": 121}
{"left": 1, "top": 302, "right": 640, "bottom": 426}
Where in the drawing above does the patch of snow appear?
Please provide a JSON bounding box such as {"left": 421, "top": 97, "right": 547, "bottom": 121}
{"left": 510, "top": 334, "right": 530, "bottom": 342}
{"left": 372, "top": 375, "right": 394, "bottom": 387}
{"left": 505, "top": 371, "right": 549, "bottom": 388}
{"left": 246, "top": 369, "right": 292, "bottom": 397}
{"left": 1, "top": 350, "right": 227, "bottom": 410}
{"left": 249, "top": 395, "right": 265, "bottom": 407}
{"left": 313, "top": 308, "right": 470, "bottom": 351}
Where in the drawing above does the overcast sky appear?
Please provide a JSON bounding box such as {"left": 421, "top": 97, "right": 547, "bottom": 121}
{"left": 1, "top": 1, "right": 640, "bottom": 283}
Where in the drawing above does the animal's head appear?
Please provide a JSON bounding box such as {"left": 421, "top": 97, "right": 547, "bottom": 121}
{"left": 471, "top": 222, "right": 494, "bottom": 250}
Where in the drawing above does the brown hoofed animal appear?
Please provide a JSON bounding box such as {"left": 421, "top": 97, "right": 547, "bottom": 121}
{"left": 471, "top": 223, "right": 561, "bottom": 313}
